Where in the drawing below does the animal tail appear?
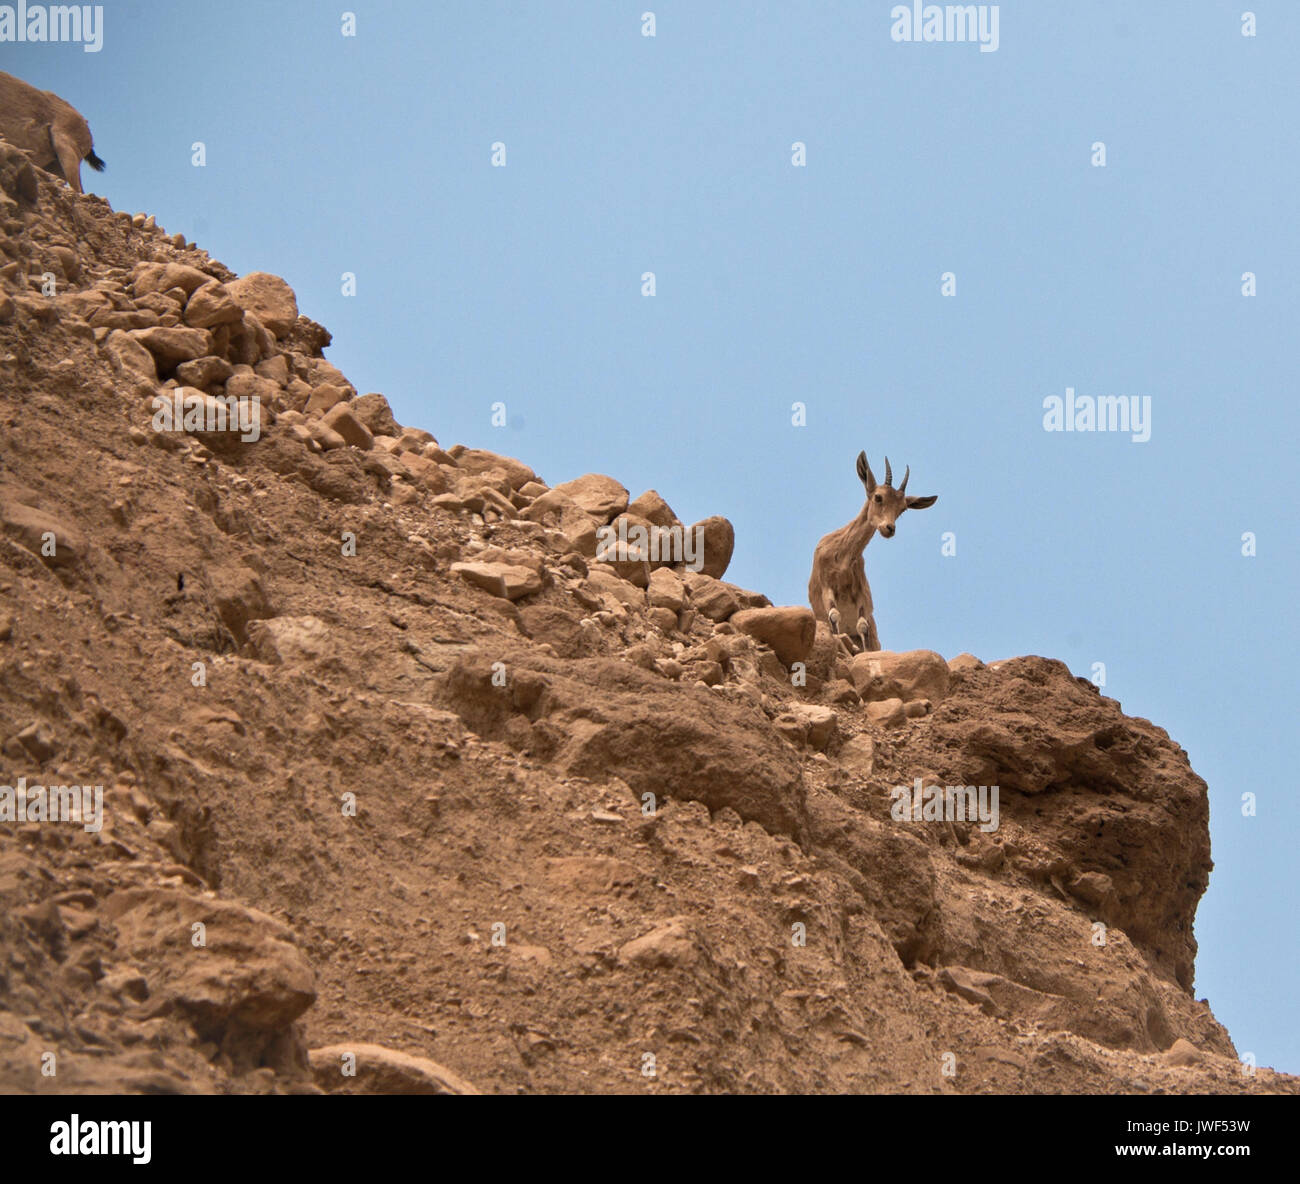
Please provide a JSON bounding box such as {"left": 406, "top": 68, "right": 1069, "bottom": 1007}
{"left": 84, "top": 148, "right": 105, "bottom": 172}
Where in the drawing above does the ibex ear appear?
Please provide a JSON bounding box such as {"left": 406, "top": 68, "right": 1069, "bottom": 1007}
{"left": 905, "top": 494, "right": 937, "bottom": 510}
{"left": 856, "top": 451, "right": 876, "bottom": 493}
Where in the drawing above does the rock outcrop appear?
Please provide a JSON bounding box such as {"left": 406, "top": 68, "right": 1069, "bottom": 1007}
{"left": 0, "top": 143, "right": 1289, "bottom": 1097}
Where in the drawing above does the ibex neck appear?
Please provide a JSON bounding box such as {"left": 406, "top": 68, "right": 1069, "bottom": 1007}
{"left": 846, "top": 510, "right": 877, "bottom": 553}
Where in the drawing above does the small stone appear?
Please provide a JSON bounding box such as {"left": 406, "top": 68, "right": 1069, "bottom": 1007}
{"left": 865, "top": 698, "right": 906, "bottom": 727}
{"left": 451, "top": 561, "right": 542, "bottom": 601}
{"left": 1163, "top": 1038, "right": 1204, "bottom": 1067}
{"left": 305, "top": 383, "right": 350, "bottom": 417}
{"left": 839, "top": 733, "right": 875, "bottom": 776}
{"left": 617, "top": 917, "right": 699, "bottom": 969}
{"left": 175, "top": 355, "right": 235, "bottom": 389}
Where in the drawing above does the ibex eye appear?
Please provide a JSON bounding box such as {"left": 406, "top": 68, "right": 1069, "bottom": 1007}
{"left": 874, "top": 495, "right": 882, "bottom": 504}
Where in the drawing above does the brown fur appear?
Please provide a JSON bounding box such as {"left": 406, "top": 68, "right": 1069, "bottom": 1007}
{"left": 0, "top": 70, "right": 102, "bottom": 194}
{"left": 808, "top": 451, "right": 937, "bottom": 653}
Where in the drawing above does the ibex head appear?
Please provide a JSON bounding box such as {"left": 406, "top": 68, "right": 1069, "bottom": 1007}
{"left": 855, "top": 451, "right": 937, "bottom": 539}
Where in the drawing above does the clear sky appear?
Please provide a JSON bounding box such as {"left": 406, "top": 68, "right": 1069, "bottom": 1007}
{"left": 7, "top": 1, "right": 1297, "bottom": 1074}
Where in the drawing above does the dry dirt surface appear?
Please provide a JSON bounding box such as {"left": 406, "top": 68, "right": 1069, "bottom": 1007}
{"left": 0, "top": 143, "right": 1292, "bottom": 1095}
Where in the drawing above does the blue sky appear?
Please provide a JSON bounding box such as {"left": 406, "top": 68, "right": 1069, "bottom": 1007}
{"left": 7, "top": 1, "right": 1297, "bottom": 1074}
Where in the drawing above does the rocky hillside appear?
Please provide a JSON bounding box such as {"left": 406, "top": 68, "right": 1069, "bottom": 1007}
{"left": 0, "top": 141, "right": 1291, "bottom": 1095}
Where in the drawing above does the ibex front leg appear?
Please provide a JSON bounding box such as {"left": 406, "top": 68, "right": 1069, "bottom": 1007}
{"left": 824, "top": 594, "right": 859, "bottom": 657}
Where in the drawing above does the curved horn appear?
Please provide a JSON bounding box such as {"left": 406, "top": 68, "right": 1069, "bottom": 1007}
{"left": 884, "top": 456, "right": 892, "bottom": 486}
{"left": 898, "top": 465, "right": 909, "bottom": 494}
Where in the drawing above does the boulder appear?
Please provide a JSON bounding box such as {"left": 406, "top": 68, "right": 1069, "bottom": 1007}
{"left": 618, "top": 917, "right": 701, "bottom": 970}
{"left": 730, "top": 606, "right": 816, "bottom": 667}
{"left": 1163, "top": 1039, "right": 1204, "bottom": 1068}
{"left": 224, "top": 271, "right": 299, "bottom": 337}
{"left": 102, "top": 328, "right": 158, "bottom": 382}
{"left": 309, "top": 1044, "right": 479, "bottom": 1095}
{"left": 176, "top": 389, "right": 269, "bottom": 453}
{"left": 552, "top": 473, "right": 628, "bottom": 523}
{"left": 0, "top": 498, "right": 86, "bottom": 569}
{"left": 689, "top": 515, "right": 735, "bottom": 579}
{"left": 225, "top": 372, "right": 281, "bottom": 409}
{"left": 309, "top": 357, "right": 353, "bottom": 392}
{"left": 307, "top": 420, "right": 348, "bottom": 451}
{"left": 521, "top": 489, "right": 598, "bottom": 556}
{"left": 849, "top": 649, "right": 951, "bottom": 705}
{"left": 397, "top": 452, "right": 449, "bottom": 492}
{"left": 583, "top": 567, "right": 644, "bottom": 609}
{"left": 254, "top": 354, "right": 292, "bottom": 387}
{"left": 839, "top": 733, "right": 875, "bottom": 776}
{"left": 207, "top": 564, "right": 273, "bottom": 647}
{"left": 349, "top": 393, "right": 400, "bottom": 438}
{"left": 627, "top": 489, "right": 679, "bottom": 528}
{"left": 450, "top": 447, "right": 537, "bottom": 490}
{"left": 130, "top": 261, "right": 217, "bottom": 298}
{"left": 451, "top": 561, "right": 542, "bottom": 601}
{"left": 683, "top": 572, "right": 739, "bottom": 622}
{"left": 322, "top": 402, "right": 374, "bottom": 450}
{"left": 184, "top": 281, "right": 243, "bottom": 329}
{"left": 175, "top": 355, "right": 234, "bottom": 389}
{"left": 127, "top": 326, "right": 211, "bottom": 372}
{"left": 647, "top": 567, "right": 686, "bottom": 612}
{"left": 793, "top": 704, "right": 837, "bottom": 749}
{"left": 866, "top": 698, "right": 907, "bottom": 727}
{"left": 305, "top": 384, "right": 351, "bottom": 417}
{"left": 247, "top": 616, "right": 332, "bottom": 665}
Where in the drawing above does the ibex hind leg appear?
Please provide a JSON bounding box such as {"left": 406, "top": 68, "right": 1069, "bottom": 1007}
{"left": 50, "top": 127, "right": 84, "bottom": 193}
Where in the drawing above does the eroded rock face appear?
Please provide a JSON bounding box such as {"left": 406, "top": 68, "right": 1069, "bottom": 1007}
{"left": 0, "top": 156, "right": 1279, "bottom": 1099}
{"left": 440, "top": 651, "right": 807, "bottom": 839}
{"left": 102, "top": 889, "right": 315, "bottom": 1071}
{"left": 891, "top": 656, "right": 1210, "bottom": 991}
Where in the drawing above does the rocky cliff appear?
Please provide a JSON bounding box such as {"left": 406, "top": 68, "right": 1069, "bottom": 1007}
{"left": 0, "top": 143, "right": 1291, "bottom": 1094}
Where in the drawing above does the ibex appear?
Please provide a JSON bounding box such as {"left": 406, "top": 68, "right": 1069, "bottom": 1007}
{"left": 808, "top": 451, "right": 937, "bottom": 653}
{"left": 0, "top": 71, "right": 104, "bottom": 195}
